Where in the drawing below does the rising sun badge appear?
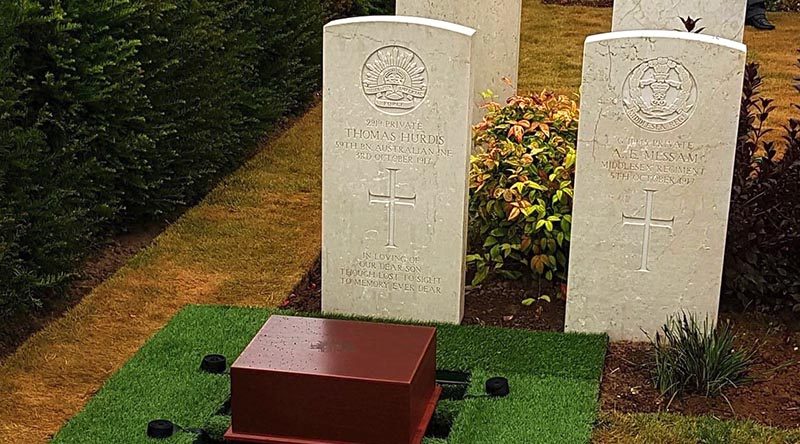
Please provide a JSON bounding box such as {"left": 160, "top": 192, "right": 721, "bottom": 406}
{"left": 361, "top": 46, "right": 428, "bottom": 115}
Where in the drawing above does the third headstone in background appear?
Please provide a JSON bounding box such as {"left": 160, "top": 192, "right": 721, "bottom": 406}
{"left": 396, "top": 0, "right": 522, "bottom": 122}
{"left": 565, "top": 30, "right": 746, "bottom": 341}
{"left": 612, "top": 0, "right": 748, "bottom": 42}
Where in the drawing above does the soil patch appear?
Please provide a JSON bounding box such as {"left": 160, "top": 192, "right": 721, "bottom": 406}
{"left": 0, "top": 223, "right": 165, "bottom": 358}
{"left": 600, "top": 313, "right": 800, "bottom": 429}
{"left": 462, "top": 279, "right": 564, "bottom": 331}
{"left": 281, "top": 256, "right": 565, "bottom": 331}
{"left": 285, "top": 255, "right": 800, "bottom": 429}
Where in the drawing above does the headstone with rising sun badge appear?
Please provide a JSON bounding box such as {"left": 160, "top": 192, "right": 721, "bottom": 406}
{"left": 612, "top": 0, "right": 748, "bottom": 42}
{"left": 321, "top": 16, "right": 476, "bottom": 323}
{"left": 565, "top": 30, "right": 746, "bottom": 341}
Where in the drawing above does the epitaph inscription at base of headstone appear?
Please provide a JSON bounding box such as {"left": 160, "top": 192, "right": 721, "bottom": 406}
{"left": 322, "top": 16, "right": 476, "bottom": 324}
{"left": 612, "top": 0, "right": 748, "bottom": 42}
{"left": 396, "top": 0, "right": 522, "bottom": 122}
{"left": 565, "top": 31, "right": 746, "bottom": 341}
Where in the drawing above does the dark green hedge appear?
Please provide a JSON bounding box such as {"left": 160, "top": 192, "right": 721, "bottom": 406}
{"left": 322, "top": 0, "right": 395, "bottom": 21}
{"left": 543, "top": 0, "right": 800, "bottom": 12}
{"left": 0, "top": 0, "right": 327, "bottom": 320}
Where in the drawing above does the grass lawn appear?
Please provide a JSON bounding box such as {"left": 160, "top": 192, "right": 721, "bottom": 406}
{"left": 594, "top": 412, "right": 800, "bottom": 443}
{"left": 0, "top": 106, "right": 324, "bottom": 444}
{"left": 52, "top": 306, "right": 607, "bottom": 444}
{"left": 1, "top": 2, "right": 798, "bottom": 443}
{"left": 518, "top": 1, "right": 800, "bottom": 132}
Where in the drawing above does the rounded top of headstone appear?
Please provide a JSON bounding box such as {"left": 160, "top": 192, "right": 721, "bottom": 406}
{"left": 324, "top": 15, "right": 476, "bottom": 37}
{"left": 585, "top": 30, "right": 746, "bottom": 53}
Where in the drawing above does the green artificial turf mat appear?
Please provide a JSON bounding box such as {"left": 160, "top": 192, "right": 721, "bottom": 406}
{"left": 446, "top": 370, "right": 600, "bottom": 443}
{"left": 53, "top": 307, "right": 268, "bottom": 444}
{"left": 52, "top": 306, "right": 607, "bottom": 444}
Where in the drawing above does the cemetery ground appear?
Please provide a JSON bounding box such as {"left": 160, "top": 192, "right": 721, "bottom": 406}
{"left": 284, "top": 262, "right": 800, "bottom": 430}
{"left": 0, "top": 2, "right": 799, "bottom": 444}
{"left": 51, "top": 306, "right": 607, "bottom": 443}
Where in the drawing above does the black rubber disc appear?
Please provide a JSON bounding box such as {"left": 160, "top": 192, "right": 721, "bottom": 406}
{"left": 200, "top": 354, "right": 227, "bottom": 374}
{"left": 485, "top": 377, "right": 510, "bottom": 397}
{"left": 147, "top": 419, "right": 175, "bottom": 439}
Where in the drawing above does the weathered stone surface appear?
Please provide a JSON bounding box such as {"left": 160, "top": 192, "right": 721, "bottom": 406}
{"left": 396, "top": 0, "right": 522, "bottom": 121}
{"left": 322, "top": 16, "right": 476, "bottom": 323}
{"left": 565, "top": 31, "right": 747, "bottom": 341}
{"left": 612, "top": 0, "right": 748, "bottom": 42}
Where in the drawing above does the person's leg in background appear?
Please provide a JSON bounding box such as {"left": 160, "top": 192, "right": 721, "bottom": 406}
{"left": 746, "top": 0, "right": 776, "bottom": 30}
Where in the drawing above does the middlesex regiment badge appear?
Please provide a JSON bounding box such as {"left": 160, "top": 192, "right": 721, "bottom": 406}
{"left": 362, "top": 46, "right": 428, "bottom": 115}
{"left": 622, "top": 57, "right": 698, "bottom": 133}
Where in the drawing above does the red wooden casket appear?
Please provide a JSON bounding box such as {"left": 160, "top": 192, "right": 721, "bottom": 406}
{"left": 224, "top": 316, "right": 440, "bottom": 444}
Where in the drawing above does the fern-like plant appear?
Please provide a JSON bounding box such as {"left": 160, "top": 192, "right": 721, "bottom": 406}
{"left": 649, "top": 313, "right": 756, "bottom": 404}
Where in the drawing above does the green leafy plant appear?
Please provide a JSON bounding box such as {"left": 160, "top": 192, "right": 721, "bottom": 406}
{"left": 649, "top": 313, "right": 756, "bottom": 403}
{"left": 723, "top": 59, "right": 800, "bottom": 312}
{"left": 468, "top": 92, "right": 579, "bottom": 287}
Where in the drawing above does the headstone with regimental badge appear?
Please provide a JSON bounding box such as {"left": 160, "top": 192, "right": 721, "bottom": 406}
{"left": 321, "top": 16, "right": 476, "bottom": 323}
{"left": 612, "top": 0, "right": 748, "bottom": 42}
{"left": 396, "top": 0, "right": 522, "bottom": 121}
{"left": 565, "top": 30, "right": 747, "bottom": 341}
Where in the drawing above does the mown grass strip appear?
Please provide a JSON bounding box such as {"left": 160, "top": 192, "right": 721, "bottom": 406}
{"left": 518, "top": 1, "right": 800, "bottom": 128}
{"left": 594, "top": 412, "right": 800, "bottom": 443}
{"left": 0, "top": 107, "right": 323, "bottom": 444}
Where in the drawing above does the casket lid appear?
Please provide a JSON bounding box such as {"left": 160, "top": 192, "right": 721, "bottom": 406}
{"left": 232, "top": 316, "right": 436, "bottom": 384}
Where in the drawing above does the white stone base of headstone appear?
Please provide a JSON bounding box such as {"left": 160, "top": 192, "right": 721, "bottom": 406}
{"left": 565, "top": 30, "right": 747, "bottom": 341}
{"left": 322, "top": 16, "right": 477, "bottom": 324}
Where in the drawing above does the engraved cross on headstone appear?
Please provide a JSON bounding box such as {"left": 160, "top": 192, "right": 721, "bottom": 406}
{"left": 622, "top": 189, "right": 674, "bottom": 272}
{"left": 369, "top": 168, "right": 416, "bottom": 248}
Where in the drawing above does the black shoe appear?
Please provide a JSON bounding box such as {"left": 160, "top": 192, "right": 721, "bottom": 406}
{"left": 746, "top": 15, "right": 776, "bottom": 30}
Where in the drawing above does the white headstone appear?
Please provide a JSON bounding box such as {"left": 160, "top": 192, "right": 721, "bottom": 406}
{"left": 565, "top": 31, "right": 747, "bottom": 341}
{"left": 396, "top": 0, "right": 522, "bottom": 121}
{"left": 322, "top": 16, "right": 476, "bottom": 323}
{"left": 612, "top": 0, "right": 748, "bottom": 42}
